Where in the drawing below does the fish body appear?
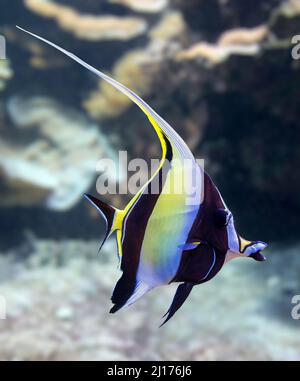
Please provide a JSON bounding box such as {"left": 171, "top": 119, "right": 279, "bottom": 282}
{"left": 17, "top": 27, "right": 268, "bottom": 325}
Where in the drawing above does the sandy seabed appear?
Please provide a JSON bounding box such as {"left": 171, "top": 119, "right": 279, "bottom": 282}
{"left": 0, "top": 239, "right": 299, "bottom": 361}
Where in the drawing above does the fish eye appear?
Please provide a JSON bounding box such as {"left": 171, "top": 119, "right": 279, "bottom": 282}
{"left": 213, "top": 209, "right": 231, "bottom": 228}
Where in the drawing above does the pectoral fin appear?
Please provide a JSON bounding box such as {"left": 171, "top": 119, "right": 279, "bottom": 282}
{"left": 84, "top": 194, "right": 119, "bottom": 253}
{"left": 178, "top": 241, "right": 201, "bottom": 251}
{"left": 160, "top": 282, "right": 194, "bottom": 327}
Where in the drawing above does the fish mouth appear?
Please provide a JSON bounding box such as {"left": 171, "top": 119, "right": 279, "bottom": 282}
{"left": 249, "top": 251, "right": 267, "bottom": 261}
{"left": 246, "top": 241, "right": 268, "bottom": 261}
{"left": 248, "top": 242, "right": 268, "bottom": 261}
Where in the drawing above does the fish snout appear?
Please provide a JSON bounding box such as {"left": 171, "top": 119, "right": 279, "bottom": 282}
{"left": 242, "top": 240, "right": 268, "bottom": 261}
{"left": 248, "top": 251, "right": 267, "bottom": 261}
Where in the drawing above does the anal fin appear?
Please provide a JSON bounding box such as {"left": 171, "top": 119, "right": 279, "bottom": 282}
{"left": 178, "top": 241, "right": 201, "bottom": 251}
{"left": 160, "top": 283, "right": 194, "bottom": 327}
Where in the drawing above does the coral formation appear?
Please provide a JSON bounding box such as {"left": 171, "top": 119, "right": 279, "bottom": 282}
{"left": 1, "top": 96, "right": 120, "bottom": 210}
{"left": 84, "top": 49, "right": 154, "bottom": 119}
{"left": 4, "top": 0, "right": 297, "bottom": 239}
{"left": 149, "top": 11, "right": 187, "bottom": 42}
{"left": 269, "top": 0, "right": 300, "bottom": 38}
{"left": 177, "top": 42, "right": 260, "bottom": 64}
{"left": 177, "top": 26, "right": 268, "bottom": 64}
{"left": 84, "top": 12, "right": 187, "bottom": 119}
{"left": 25, "top": 0, "right": 147, "bottom": 41}
{"left": 1, "top": 26, "right": 67, "bottom": 70}
{"left": 109, "top": 0, "right": 168, "bottom": 13}
{"left": 218, "top": 26, "right": 268, "bottom": 46}
{"left": 25, "top": 41, "right": 66, "bottom": 70}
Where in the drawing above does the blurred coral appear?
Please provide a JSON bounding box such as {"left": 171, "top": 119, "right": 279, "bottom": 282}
{"left": 1, "top": 26, "right": 67, "bottom": 70}
{"left": 177, "top": 25, "right": 268, "bottom": 64}
{"left": 218, "top": 26, "right": 268, "bottom": 46}
{"left": 1, "top": 96, "right": 120, "bottom": 210}
{"left": 269, "top": 0, "right": 300, "bottom": 38}
{"left": 84, "top": 12, "right": 187, "bottom": 119}
{"left": 109, "top": 0, "right": 168, "bottom": 13}
{"left": 84, "top": 50, "right": 154, "bottom": 119}
{"left": 149, "top": 11, "right": 186, "bottom": 42}
{"left": 25, "top": 0, "right": 147, "bottom": 41}
{"left": 0, "top": 60, "right": 13, "bottom": 91}
{"left": 177, "top": 42, "right": 261, "bottom": 64}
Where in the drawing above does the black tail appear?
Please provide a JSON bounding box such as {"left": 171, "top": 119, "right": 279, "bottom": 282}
{"left": 84, "top": 194, "right": 116, "bottom": 252}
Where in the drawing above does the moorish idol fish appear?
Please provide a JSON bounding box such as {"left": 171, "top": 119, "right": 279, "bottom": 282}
{"left": 17, "top": 26, "right": 268, "bottom": 326}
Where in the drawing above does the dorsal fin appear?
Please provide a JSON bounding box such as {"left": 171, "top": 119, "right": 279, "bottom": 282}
{"left": 16, "top": 26, "right": 198, "bottom": 216}
{"left": 16, "top": 26, "right": 193, "bottom": 161}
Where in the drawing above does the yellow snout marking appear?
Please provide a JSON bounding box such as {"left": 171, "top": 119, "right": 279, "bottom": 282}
{"left": 239, "top": 236, "right": 252, "bottom": 253}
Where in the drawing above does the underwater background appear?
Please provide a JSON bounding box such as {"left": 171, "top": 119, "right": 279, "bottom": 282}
{"left": 0, "top": 0, "right": 300, "bottom": 360}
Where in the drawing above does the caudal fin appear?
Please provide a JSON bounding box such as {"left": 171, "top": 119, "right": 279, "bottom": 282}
{"left": 84, "top": 194, "right": 118, "bottom": 253}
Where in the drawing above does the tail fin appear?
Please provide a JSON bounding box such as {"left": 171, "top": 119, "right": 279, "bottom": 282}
{"left": 84, "top": 194, "right": 118, "bottom": 253}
